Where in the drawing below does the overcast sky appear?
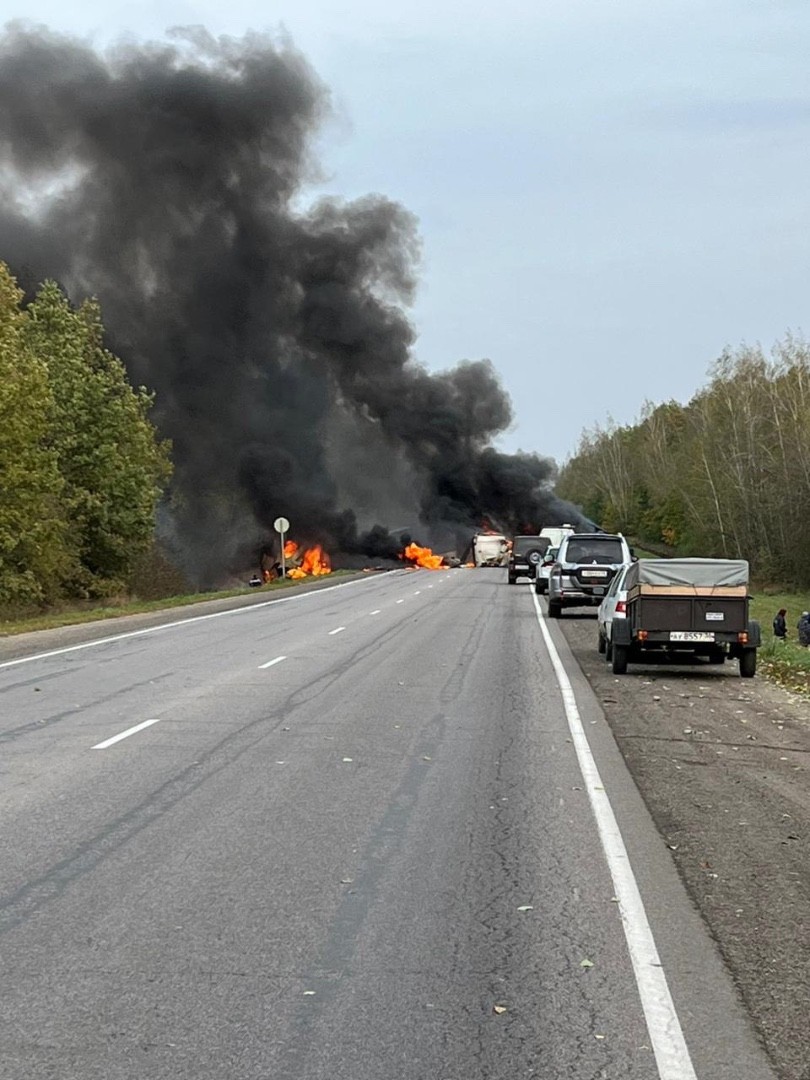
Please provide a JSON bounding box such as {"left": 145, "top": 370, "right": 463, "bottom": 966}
{"left": 2, "top": 0, "right": 807, "bottom": 464}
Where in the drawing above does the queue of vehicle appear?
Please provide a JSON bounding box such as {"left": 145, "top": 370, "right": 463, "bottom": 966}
{"left": 506, "top": 525, "right": 761, "bottom": 679}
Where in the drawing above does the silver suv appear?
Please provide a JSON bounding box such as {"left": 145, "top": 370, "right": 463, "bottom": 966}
{"left": 547, "top": 533, "right": 633, "bottom": 618}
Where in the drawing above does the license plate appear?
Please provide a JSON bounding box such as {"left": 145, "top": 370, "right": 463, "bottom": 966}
{"left": 705, "top": 612, "right": 725, "bottom": 621}
{"left": 670, "top": 631, "right": 715, "bottom": 642}
{"left": 580, "top": 570, "right": 607, "bottom": 578}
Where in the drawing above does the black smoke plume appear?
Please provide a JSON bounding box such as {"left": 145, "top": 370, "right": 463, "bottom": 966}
{"left": 0, "top": 25, "right": 582, "bottom": 582}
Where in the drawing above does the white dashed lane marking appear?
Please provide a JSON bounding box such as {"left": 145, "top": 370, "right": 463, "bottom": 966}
{"left": 258, "top": 655, "right": 287, "bottom": 670}
{"left": 92, "top": 718, "right": 160, "bottom": 750}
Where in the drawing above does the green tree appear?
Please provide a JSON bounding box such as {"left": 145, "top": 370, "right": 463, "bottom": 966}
{"left": 0, "top": 264, "right": 70, "bottom": 604}
{"left": 23, "top": 282, "right": 172, "bottom": 596}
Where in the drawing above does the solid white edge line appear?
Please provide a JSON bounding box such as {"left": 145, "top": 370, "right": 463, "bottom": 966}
{"left": 0, "top": 574, "right": 389, "bottom": 671}
{"left": 530, "top": 588, "right": 698, "bottom": 1080}
{"left": 92, "top": 717, "right": 160, "bottom": 750}
{"left": 328, "top": 626, "right": 346, "bottom": 635}
{"left": 258, "top": 655, "right": 287, "bottom": 670}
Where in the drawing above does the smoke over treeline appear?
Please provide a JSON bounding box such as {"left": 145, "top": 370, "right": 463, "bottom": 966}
{"left": 0, "top": 25, "right": 582, "bottom": 580}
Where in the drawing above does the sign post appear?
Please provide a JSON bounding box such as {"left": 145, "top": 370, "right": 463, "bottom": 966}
{"left": 274, "top": 516, "right": 290, "bottom": 578}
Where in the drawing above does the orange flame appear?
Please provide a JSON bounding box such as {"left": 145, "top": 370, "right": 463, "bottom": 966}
{"left": 284, "top": 540, "right": 298, "bottom": 558}
{"left": 402, "top": 542, "right": 444, "bottom": 570}
{"left": 288, "top": 544, "right": 332, "bottom": 578}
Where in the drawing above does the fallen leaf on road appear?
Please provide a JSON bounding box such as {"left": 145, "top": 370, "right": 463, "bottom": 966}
{"left": 580, "top": 959, "right": 594, "bottom": 968}
{"left": 493, "top": 1005, "right": 507, "bottom": 1015}
{"left": 517, "top": 905, "right": 534, "bottom": 912}
{"left": 303, "top": 990, "right": 316, "bottom": 996}
{"left": 342, "top": 757, "right": 353, "bottom": 762}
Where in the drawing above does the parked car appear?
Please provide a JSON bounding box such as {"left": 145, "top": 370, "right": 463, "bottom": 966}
{"left": 547, "top": 533, "right": 633, "bottom": 618}
{"left": 508, "top": 535, "right": 549, "bottom": 584}
{"left": 596, "top": 562, "right": 632, "bottom": 653}
{"left": 534, "top": 547, "right": 558, "bottom": 595}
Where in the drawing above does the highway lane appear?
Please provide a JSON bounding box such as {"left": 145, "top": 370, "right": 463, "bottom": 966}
{"left": 0, "top": 569, "right": 776, "bottom": 1079}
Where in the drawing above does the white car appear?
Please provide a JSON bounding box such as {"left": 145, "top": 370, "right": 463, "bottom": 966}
{"left": 533, "top": 547, "right": 558, "bottom": 594}
{"left": 596, "top": 562, "right": 633, "bottom": 655}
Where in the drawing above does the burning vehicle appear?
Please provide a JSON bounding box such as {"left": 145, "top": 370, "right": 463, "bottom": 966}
{"left": 471, "top": 533, "right": 509, "bottom": 567}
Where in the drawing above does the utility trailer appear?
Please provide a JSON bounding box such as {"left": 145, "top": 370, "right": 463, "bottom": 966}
{"left": 609, "top": 558, "right": 760, "bottom": 677}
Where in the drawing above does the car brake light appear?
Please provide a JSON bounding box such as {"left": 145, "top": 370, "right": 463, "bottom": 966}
{"left": 637, "top": 629, "right": 648, "bottom": 641}
{"left": 737, "top": 631, "right": 749, "bottom": 644}
{"left": 615, "top": 600, "right": 626, "bottom": 614}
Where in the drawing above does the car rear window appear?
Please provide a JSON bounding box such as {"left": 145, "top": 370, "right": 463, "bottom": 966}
{"left": 513, "top": 537, "right": 550, "bottom": 555}
{"left": 564, "top": 539, "right": 624, "bottom": 564}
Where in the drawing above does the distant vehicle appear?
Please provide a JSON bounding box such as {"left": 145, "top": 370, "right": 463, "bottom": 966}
{"left": 596, "top": 563, "right": 632, "bottom": 652}
{"left": 547, "top": 533, "right": 633, "bottom": 617}
{"left": 507, "top": 535, "right": 549, "bottom": 584}
{"left": 609, "top": 558, "right": 761, "bottom": 677}
{"left": 533, "top": 547, "right": 558, "bottom": 595}
{"left": 539, "top": 523, "right": 576, "bottom": 550}
{"left": 472, "top": 533, "right": 509, "bottom": 567}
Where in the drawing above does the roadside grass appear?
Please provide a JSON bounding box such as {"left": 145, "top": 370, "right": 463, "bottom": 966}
{"left": 631, "top": 545, "right": 662, "bottom": 560}
{"left": 0, "top": 571, "right": 358, "bottom": 637}
{"left": 750, "top": 588, "right": 810, "bottom": 695}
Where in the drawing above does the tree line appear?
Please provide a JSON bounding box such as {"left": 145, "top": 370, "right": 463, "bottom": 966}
{"left": 0, "top": 263, "right": 171, "bottom": 607}
{"left": 557, "top": 336, "right": 810, "bottom": 587}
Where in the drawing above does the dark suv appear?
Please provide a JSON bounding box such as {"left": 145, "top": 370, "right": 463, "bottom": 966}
{"left": 546, "top": 533, "right": 632, "bottom": 617}
{"left": 507, "top": 535, "right": 549, "bottom": 584}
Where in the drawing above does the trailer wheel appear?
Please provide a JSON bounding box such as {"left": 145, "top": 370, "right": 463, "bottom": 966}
{"left": 597, "top": 631, "right": 606, "bottom": 654}
{"left": 611, "top": 644, "right": 629, "bottom": 675}
{"left": 739, "top": 649, "right": 757, "bottom": 678}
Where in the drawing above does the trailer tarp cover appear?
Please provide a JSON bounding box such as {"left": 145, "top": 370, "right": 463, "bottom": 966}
{"left": 626, "top": 558, "right": 749, "bottom": 589}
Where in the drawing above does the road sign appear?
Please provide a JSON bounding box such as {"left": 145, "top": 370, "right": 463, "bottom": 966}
{"left": 274, "top": 517, "right": 290, "bottom": 534}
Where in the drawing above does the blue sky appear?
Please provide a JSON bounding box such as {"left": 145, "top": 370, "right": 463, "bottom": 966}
{"left": 2, "top": 0, "right": 808, "bottom": 463}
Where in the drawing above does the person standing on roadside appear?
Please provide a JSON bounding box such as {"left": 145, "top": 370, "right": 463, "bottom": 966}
{"left": 773, "top": 608, "right": 788, "bottom": 641}
{"left": 798, "top": 611, "right": 810, "bottom": 647}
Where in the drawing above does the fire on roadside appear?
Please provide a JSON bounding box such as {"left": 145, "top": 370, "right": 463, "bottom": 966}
{"left": 401, "top": 542, "right": 444, "bottom": 570}
{"left": 287, "top": 544, "right": 332, "bottom": 578}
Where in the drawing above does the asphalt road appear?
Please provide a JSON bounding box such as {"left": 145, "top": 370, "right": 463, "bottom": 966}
{"left": 0, "top": 570, "right": 777, "bottom": 1079}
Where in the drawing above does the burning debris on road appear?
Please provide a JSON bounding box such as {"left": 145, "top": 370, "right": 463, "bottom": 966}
{"left": 401, "top": 543, "right": 445, "bottom": 570}
{"left": 0, "top": 26, "right": 586, "bottom": 586}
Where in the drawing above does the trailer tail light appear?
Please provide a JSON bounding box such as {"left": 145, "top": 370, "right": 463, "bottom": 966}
{"left": 737, "top": 631, "right": 749, "bottom": 644}
{"left": 637, "top": 629, "right": 648, "bottom": 641}
{"left": 615, "top": 600, "right": 626, "bottom": 614}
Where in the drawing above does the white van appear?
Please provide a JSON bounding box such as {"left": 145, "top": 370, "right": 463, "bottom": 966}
{"left": 471, "top": 533, "right": 509, "bottom": 567}
{"left": 539, "top": 523, "right": 576, "bottom": 549}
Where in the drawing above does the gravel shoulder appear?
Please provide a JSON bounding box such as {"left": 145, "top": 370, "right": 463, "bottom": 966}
{"left": 559, "top": 610, "right": 810, "bottom": 1080}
